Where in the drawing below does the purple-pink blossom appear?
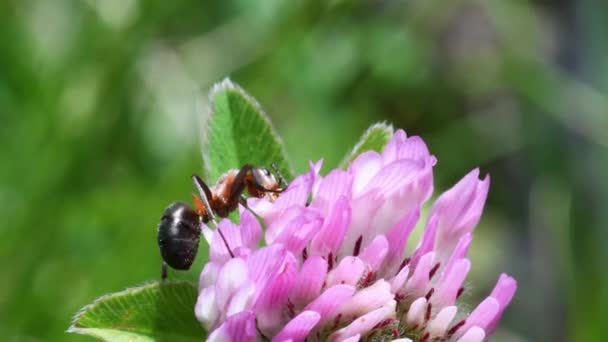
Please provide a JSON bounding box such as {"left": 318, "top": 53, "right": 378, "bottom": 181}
{"left": 195, "top": 129, "right": 517, "bottom": 342}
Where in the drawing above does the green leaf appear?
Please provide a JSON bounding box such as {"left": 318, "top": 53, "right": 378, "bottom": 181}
{"left": 202, "top": 78, "right": 294, "bottom": 182}
{"left": 339, "top": 122, "right": 394, "bottom": 168}
{"left": 68, "top": 281, "right": 205, "bottom": 341}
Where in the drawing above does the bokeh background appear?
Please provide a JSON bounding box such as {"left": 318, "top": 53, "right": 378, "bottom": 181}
{"left": 1, "top": 0, "right": 607, "bottom": 341}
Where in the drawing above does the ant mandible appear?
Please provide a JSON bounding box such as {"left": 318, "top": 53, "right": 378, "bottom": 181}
{"left": 157, "top": 163, "right": 287, "bottom": 279}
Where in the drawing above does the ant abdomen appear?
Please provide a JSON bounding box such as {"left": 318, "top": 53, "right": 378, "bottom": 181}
{"left": 157, "top": 202, "right": 201, "bottom": 270}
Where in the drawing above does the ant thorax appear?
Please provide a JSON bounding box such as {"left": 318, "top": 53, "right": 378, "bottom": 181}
{"left": 211, "top": 169, "right": 239, "bottom": 203}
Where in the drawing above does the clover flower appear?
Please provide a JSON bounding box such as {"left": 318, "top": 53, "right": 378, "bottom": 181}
{"left": 195, "top": 129, "right": 517, "bottom": 342}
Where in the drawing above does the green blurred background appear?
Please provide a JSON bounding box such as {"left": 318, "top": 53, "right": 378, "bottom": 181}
{"left": 1, "top": 0, "right": 607, "bottom": 341}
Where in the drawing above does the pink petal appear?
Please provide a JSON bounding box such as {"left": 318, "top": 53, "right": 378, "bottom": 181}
{"left": 382, "top": 130, "right": 433, "bottom": 164}
{"left": 273, "top": 208, "right": 323, "bottom": 254}
{"left": 312, "top": 169, "right": 353, "bottom": 216}
{"left": 329, "top": 300, "right": 396, "bottom": 342}
{"left": 485, "top": 273, "right": 517, "bottom": 333}
{"left": 431, "top": 169, "right": 490, "bottom": 260}
{"left": 290, "top": 256, "right": 328, "bottom": 308}
{"left": 390, "top": 265, "right": 410, "bottom": 293}
{"left": 427, "top": 305, "right": 457, "bottom": 337}
{"left": 409, "top": 214, "right": 438, "bottom": 270}
{"left": 405, "top": 297, "right": 427, "bottom": 326}
{"left": 325, "top": 256, "right": 365, "bottom": 287}
{"left": 199, "top": 262, "right": 220, "bottom": 291}
{"left": 340, "top": 189, "right": 383, "bottom": 258}
{"left": 456, "top": 326, "right": 485, "bottom": 342}
{"left": 195, "top": 286, "right": 219, "bottom": 329}
{"left": 215, "top": 258, "right": 249, "bottom": 312}
{"left": 209, "top": 219, "right": 243, "bottom": 263}
{"left": 340, "top": 334, "right": 361, "bottom": 342}
{"left": 304, "top": 284, "right": 356, "bottom": 323}
{"left": 348, "top": 150, "right": 383, "bottom": 196}
{"left": 382, "top": 207, "right": 420, "bottom": 277}
{"left": 432, "top": 258, "right": 471, "bottom": 307}
{"left": 440, "top": 233, "right": 472, "bottom": 280}
{"left": 225, "top": 280, "right": 255, "bottom": 316}
{"left": 458, "top": 297, "right": 500, "bottom": 337}
{"left": 310, "top": 196, "right": 351, "bottom": 257}
{"left": 359, "top": 235, "right": 389, "bottom": 272}
{"left": 338, "top": 280, "right": 393, "bottom": 318}
{"left": 247, "top": 245, "right": 288, "bottom": 286}
{"left": 208, "top": 311, "right": 257, "bottom": 342}
{"left": 403, "top": 252, "right": 435, "bottom": 298}
{"left": 272, "top": 310, "right": 320, "bottom": 342}
{"left": 266, "top": 206, "right": 320, "bottom": 245}
{"left": 365, "top": 159, "right": 433, "bottom": 240}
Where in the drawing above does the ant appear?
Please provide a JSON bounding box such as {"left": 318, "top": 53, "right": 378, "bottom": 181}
{"left": 157, "top": 163, "right": 286, "bottom": 279}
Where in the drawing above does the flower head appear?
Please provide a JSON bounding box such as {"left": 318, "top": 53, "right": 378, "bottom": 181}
{"left": 195, "top": 129, "right": 516, "bottom": 342}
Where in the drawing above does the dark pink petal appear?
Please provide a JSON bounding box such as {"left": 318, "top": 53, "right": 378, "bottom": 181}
{"left": 328, "top": 300, "right": 396, "bottom": 341}
{"left": 272, "top": 311, "right": 321, "bottom": 342}
{"left": 207, "top": 311, "right": 257, "bottom": 342}
{"left": 304, "top": 284, "right": 356, "bottom": 323}
{"left": 239, "top": 208, "right": 262, "bottom": 249}
{"left": 291, "top": 256, "right": 328, "bottom": 308}
{"left": 310, "top": 196, "right": 351, "bottom": 257}
{"left": 359, "top": 235, "right": 389, "bottom": 272}
{"left": 348, "top": 150, "right": 383, "bottom": 196}
{"left": 312, "top": 169, "right": 353, "bottom": 216}
{"left": 432, "top": 258, "right": 470, "bottom": 307}
{"left": 326, "top": 256, "right": 365, "bottom": 287}
{"left": 254, "top": 252, "right": 298, "bottom": 336}
{"left": 485, "top": 273, "right": 517, "bottom": 333}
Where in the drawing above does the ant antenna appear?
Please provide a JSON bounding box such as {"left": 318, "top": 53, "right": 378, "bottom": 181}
{"left": 271, "top": 162, "right": 287, "bottom": 188}
{"left": 192, "top": 175, "right": 234, "bottom": 258}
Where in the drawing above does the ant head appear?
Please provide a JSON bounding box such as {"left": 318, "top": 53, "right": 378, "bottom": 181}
{"left": 251, "top": 167, "right": 279, "bottom": 190}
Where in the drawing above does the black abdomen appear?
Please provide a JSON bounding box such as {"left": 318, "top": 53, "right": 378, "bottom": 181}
{"left": 157, "top": 202, "right": 201, "bottom": 270}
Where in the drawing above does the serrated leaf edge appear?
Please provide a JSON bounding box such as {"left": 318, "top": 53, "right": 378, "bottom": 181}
{"left": 67, "top": 280, "right": 197, "bottom": 340}
{"left": 339, "top": 121, "right": 394, "bottom": 168}
{"left": 200, "top": 77, "right": 294, "bottom": 180}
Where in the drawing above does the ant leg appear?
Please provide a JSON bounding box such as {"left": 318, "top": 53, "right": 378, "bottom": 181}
{"left": 192, "top": 175, "right": 217, "bottom": 223}
{"left": 161, "top": 261, "right": 168, "bottom": 280}
{"left": 271, "top": 162, "right": 288, "bottom": 188}
{"left": 193, "top": 175, "right": 233, "bottom": 258}
{"left": 228, "top": 164, "right": 253, "bottom": 206}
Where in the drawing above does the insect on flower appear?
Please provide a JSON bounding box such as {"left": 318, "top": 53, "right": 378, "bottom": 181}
{"left": 157, "top": 163, "right": 287, "bottom": 279}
